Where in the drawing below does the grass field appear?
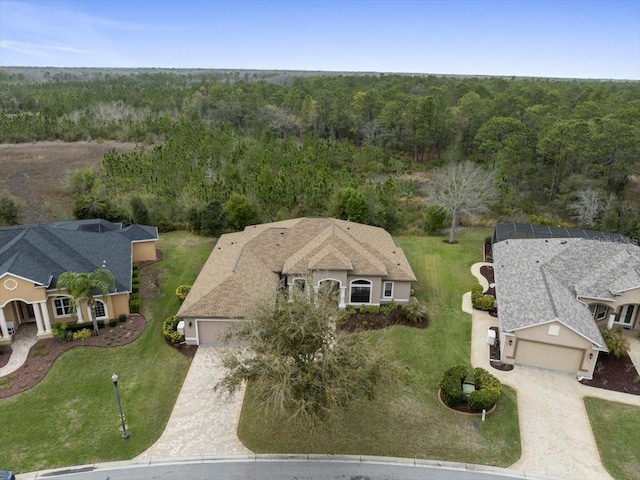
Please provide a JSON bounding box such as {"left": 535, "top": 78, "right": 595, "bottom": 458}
{"left": 584, "top": 397, "right": 640, "bottom": 480}
{"left": 238, "top": 228, "right": 522, "bottom": 466}
{"left": 0, "top": 231, "right": 214, "bottom": 474}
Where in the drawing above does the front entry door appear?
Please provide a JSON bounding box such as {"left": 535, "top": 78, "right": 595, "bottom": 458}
{"left": 615, "top": 305, "right": 638, "bottom": 328}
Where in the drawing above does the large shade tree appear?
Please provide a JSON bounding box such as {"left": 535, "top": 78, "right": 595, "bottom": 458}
{"left": 216, "top": 288, "right": 397, "bottom": 423}
{"left": 56, "top": 268, "right": 115, "bottom": 336}
{"left": 429, "top": 161, "right": 496, "bottom": 244}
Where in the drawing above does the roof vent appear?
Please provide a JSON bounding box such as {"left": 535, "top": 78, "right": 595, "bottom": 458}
{"left": 560, "top": 240, "right": 568, "bottom": 244}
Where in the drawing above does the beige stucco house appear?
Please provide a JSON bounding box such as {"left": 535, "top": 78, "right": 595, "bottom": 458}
{"left": 179, "top": 217, "right": 417, "bottom": 345}
{"left": 493, "top": 237, "right": 640, "bottom": 379}
{"left": 0, "top": 219, "right": 158, "bottom": 344}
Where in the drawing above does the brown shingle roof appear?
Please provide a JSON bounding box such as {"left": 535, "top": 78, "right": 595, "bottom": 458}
{"left": 178, "top": 217, "right": 416, "bottom": 319}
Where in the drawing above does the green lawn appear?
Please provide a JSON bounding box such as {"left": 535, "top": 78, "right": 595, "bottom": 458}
{"left": 238, "top": 228, "right": 522, "bottom": 466}
{"left": 584, "top": 397, "right": 640, "bottom": 480}
{"left": 0, "top": 231, "right": 214, "bottom": 473}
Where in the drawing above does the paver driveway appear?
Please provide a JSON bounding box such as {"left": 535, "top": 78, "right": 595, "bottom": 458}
{"left": 470, "top": 263, "right": 640, "bottom": 480}
{"left": 136, "top": 346, "right": 251, "bottom": 460}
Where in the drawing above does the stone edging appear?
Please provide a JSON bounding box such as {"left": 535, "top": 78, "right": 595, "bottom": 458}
{"left": 437, "top": 388, "right": 497, "bottom": 416}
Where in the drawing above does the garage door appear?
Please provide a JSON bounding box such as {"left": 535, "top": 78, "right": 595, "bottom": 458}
{"left": 197, "top": 320, "right": 233, "bottom": 345}
{"left": 515, "top": 340, "right": 583, "bottom": 374}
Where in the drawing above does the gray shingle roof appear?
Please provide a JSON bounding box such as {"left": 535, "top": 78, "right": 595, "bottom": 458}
{"left": 0, "top": 220, "right": 158, "bottom": 293}
{"left": 493, "top": 238, "right": 640, "bottom": 350}
{"left": 178, "top": 217, "right": 416, "bottom": 319}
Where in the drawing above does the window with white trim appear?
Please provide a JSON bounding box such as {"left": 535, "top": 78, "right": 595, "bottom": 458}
{"left": 383, "top": 281, "right": 393, "bottom": 299}
{"left": 293, "top": 278, "right": 306, "bottom": 293}
{"left": 589, "top": 304, "right": 608, "bottom": 321}
{"left": 350, "top": 279, "right": 372, "bottom": 303}
{"left": 53, "top": 297, "right": 72, "bottom": 317}
{"left": 94, "top": 300, "right": 107, "bottom": 319}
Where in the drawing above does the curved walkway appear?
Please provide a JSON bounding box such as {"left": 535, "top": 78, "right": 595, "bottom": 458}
{"left": 0, "top": 323, "right": 37, "bottom": 377}
{"left": 136, "top": 346, "right": 251, "bottom": 459}
{"left": 469, "top": 262, "right": 640, "bottom": 480}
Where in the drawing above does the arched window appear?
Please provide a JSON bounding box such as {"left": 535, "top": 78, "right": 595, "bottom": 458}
{"left": 350, "top": 279, "right": 372, "bottom": 304}
{"left": 94, "top": 300, "right": 107, "bottom": 319}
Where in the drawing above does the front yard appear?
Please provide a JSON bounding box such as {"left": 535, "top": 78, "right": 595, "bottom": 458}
{"left": 585, "top": 397, "right": 640, "bottom": 480}
{"left": 0, "top": 232, "right": 215, "bottom": 473}
{"left": 238, "top": 229, "right": 522, "bottom": 466}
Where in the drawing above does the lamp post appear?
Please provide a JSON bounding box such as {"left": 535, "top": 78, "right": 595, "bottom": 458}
{"left": 111, "top": 373, "right": 130, "bottom": 439}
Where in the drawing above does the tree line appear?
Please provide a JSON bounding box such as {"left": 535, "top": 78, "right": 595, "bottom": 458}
{"left": 0, "top": 68, "right": 638, "bottom": 238}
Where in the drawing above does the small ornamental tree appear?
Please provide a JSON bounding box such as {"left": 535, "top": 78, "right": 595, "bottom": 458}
{"left": 176, "top": 285, "right": 192, "bottom": 302}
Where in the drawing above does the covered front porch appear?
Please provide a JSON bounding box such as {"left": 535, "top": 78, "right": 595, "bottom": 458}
{"left": 0, "top": 299, "right": 53, "bottom": 344}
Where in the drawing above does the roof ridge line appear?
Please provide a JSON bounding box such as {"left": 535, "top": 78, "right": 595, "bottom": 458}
{"left": 539, "top": 266, "right": 558, "bottom": 318}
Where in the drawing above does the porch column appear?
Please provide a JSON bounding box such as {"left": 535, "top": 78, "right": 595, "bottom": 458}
{"left": 607, "top": 313, "right": 615, "bottom": 330}
{"left": 339, "top": 286, "right": 347, "bottom": 308}
{"left": 39, "top": 301, "right": 52, "bottom": 333}
{"left": 86, "top": 305, "right": 93, "bottom": 324}
{"left": 32, "top": 303, "right": 45, "bottom": 334}
{"left": 0, "top": 307, "right": 9, "bottom": 339}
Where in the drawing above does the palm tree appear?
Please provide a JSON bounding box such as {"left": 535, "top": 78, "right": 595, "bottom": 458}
{"left": 56, "top": 268, "right": 115, "bottom": 336}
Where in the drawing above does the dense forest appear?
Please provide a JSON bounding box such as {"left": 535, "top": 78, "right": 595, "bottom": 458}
{"left": 0, "top": 67, "right": 638, "bottom": 239}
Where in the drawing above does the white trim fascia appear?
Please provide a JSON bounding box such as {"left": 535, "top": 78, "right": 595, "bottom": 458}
{"left": 609, "top": 284, "right": 640, "bottom": 295}
{"left": 578, "top": 294, "right": 615, "bottom": 303}
{"left": 0, "top": 271, "right": 45, "bottom": 286}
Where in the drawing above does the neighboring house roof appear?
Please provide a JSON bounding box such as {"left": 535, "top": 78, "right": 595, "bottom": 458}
{"left": 179, "top": 217, "right": 416, "bottom": 319}
{"left": 0, "top": 219, "right": 158, "bottom": 293}
{"left": 493, "top": 238, "right": 640, "bottom": 351}
{"left": 493, "top": 222, "right": 636, "bottom": 244}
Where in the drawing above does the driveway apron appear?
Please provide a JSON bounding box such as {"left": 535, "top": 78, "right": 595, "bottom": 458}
{"left": 136, "top": 346, "right": 251, "bottom": 460}
{"left": 470, "top": 263, "right": 640, "bottom": 480}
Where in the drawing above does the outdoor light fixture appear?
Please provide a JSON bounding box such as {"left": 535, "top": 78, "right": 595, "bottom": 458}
{"left": 189, "top": 321, "right": 192, "bottom": 327}
{"left": 589, "top": 353, "right": 594, "bottom": 360}
{"left": 111, "top": 373, "right": 130, "bottom": 440}
{"left": 509, "top": 339, "right": 513, "bottom": 346}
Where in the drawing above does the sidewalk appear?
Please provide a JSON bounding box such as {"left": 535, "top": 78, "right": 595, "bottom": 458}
{"left": 0, "top": 323, "right": 37, "bottom": 377}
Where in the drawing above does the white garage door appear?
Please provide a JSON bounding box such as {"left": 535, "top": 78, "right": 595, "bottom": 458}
{"left": 515, "top": 340, "right": 583, "bottom": 374}
{"left": 197, "top": 320, "right": 232, "bottom": 345}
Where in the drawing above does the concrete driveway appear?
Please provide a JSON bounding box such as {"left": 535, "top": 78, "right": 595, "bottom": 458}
{"left": 470, "top": 263, "right": 640, "bottom": 480}
{"left": 136, "top": 346, "right": 251, "bottom": 460}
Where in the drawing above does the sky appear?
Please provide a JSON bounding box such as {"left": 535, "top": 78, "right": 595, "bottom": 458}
{"left": 0, "top": 0, "right": 639, "bottom": 79}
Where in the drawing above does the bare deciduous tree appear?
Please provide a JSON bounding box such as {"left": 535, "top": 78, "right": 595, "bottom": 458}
{"left": 570, "top": 187, "right": 603, "bottom": 228}
{"left": 429, "top": 161, "right": 496, "bottom": 243}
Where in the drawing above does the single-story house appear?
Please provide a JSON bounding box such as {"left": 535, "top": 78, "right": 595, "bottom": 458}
{"left": 0, "top": 219, "right": 158, "bottom": 344}
{"left": 178, "top": 217, "right": 417, "bottom": 345}
{"left": 493, "top": 237, "right": 640, "bottom": 379}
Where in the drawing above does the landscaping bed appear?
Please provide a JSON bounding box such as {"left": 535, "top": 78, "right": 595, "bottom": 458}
{"left": 0, "top": 345, "right": 12, "bottom": 369}
{"left": 580, "top": 353, "right": 640, "bottom": 396}
{"left": 340, "top": 306, "right": 428, "bottom": 332}
{"left": 0, "top": 315, "right": 146, "bottom": 398}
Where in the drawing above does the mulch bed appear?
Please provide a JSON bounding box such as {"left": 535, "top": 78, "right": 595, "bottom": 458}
{"left": 479, "top": 265, "right": 496, "bottom": 297}
{"left": 580, "top": 353, "right": 640, "bottom": 395}
{"left": 340, "top": 306, "right": 428, "bottom": 333}
{"left": 0, "top": 345, "right": 13, "bottom": 369}
{"left": 0, "top": 314, "right": 146, "bottom": 399}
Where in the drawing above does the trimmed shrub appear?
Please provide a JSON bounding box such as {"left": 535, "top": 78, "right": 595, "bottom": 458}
{"left": 176, "top": 284, "right": 192, "bottom": 303}
{"left": 380, "top": 300, "right": 397, "bottom": 315}
{"left": 468, "top": 388, "right": 501, "bottom": 412}
{"left": 162, "top": 315, "right": 183, "bottom": 344}
{"left": 360, "top": 304, "right": 380, "bottom": 315}
{"left": 119, "top": 314, "right": 127, "bottom": 323}
{"left": 65, "top": 320, "right": 104, "bottom": 333}
{"left": 130, "top": 299, "right": 141, "bottom": 314}
{"left": 471, "top": 283, "right": 495, "bottom": 311}
{"left": 0, "top": 344, "right": 5, "bottom": 355}
{"left": 109, "top": 318, "right": 117, "bottom": 327}
{"left": 72, "top": 329, "right": 92, "bottom": 340}
{"left": 401, "top": 297, "right": 428, "bottom": 324}
{"left": 439, "top": 365, "right": 469, "bottom": 407}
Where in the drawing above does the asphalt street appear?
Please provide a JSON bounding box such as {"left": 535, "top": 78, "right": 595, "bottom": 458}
{"left": 23, "top": 460, "right": 556, "bottom": 480}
